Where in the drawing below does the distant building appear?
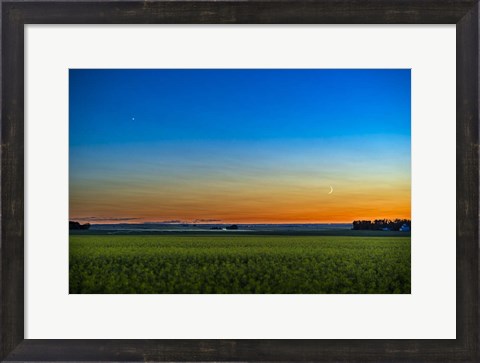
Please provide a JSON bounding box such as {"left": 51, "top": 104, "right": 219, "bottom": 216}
{"left": 399, "top": 224, "right": 410, "bottom": 232}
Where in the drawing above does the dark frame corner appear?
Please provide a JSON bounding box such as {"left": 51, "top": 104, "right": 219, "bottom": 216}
{"left": 1, "top": 1, "right": 479, "bottom": 361}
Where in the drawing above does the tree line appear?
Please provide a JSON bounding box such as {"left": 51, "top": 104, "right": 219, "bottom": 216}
{"left": 352, "top": 219, "right": 411, "bottom": 231}
{"left": 69, "top": 221, "right": 91, "bottom": 230}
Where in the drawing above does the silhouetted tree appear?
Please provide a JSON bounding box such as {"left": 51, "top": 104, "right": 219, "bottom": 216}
{"left": 352, "top": 219, "right": 410, "bottom": 231}
{"left": 69, "top": 221, "right": 91, "bottom": 230}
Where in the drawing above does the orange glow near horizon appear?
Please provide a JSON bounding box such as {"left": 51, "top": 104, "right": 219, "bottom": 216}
{"left": 70, "top": 169, "right": 411, "bottom": 224}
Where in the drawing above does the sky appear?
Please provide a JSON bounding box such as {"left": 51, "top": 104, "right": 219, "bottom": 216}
{"left": 69, "top": 69, "right": 411, "bottom": 224}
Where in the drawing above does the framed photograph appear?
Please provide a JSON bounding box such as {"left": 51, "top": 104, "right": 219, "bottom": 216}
{"left": 2, "top": 0, "right": 478, "bottom": 361}
{"left": 68, "top": 67, "right": 412, "bottom": 296}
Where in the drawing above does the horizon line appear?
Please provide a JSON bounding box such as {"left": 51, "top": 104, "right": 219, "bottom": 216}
{"left": 70, "top": 220, "right": 410, "bottom": 226}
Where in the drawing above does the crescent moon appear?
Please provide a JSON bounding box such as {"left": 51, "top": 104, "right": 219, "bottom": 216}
{"left": 328, "top": 186, "right": 333, "bottom": 194}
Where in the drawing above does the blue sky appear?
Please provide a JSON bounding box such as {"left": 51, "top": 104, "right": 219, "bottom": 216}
{"left": 69, "top": 69, "right": 411, "bottom": 223}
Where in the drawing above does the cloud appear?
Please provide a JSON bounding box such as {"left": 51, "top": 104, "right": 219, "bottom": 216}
{"left": 146, "top": 220, "right": 183, "bottom": 224}
{"left": 71, "top": 216, "right": 141, "bottom": 222}
{"left": 70, "top": 217, "right": 223, "bottom": 224}
{"left": 193, "top": 219, "right": 222, "bottom": 223}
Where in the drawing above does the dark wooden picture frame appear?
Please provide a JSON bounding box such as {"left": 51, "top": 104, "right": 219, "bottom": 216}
{"left": 2, "top": 1, "right": 478, "bottom": 361}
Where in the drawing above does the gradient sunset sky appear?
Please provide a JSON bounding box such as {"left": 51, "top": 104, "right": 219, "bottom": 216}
{"left": 69, "top": 69, "right": 410, "bottom": 224}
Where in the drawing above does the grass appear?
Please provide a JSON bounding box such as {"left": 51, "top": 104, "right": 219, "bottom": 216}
{"left": 69, "top": 235, "right": 411, "bottom": 294}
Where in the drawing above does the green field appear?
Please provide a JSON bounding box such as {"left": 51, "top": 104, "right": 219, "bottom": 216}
{"left": 69, "top": 235, "right": 411, "bottom": 294}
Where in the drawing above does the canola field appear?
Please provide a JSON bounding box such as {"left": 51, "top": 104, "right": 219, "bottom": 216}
{"left": 69, "top": 235, "right": 410, "bottom": 294}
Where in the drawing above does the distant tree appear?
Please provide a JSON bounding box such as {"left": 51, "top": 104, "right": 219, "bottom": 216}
{"left": 69, "top": 221, "right": 91, "bottom": 230}
{"left": 352, "top": 220, "right": 372, "bottom": 230}
{"left": 352, "top": 219, "right": 410, "bottom": 231}
{"left": 226, "top": 224, "right": 239, "bottom": 230}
